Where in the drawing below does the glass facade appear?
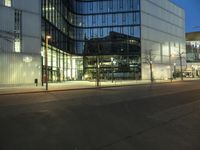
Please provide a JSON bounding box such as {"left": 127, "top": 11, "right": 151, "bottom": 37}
{"left": 186, "top": 41, "right": 200, "bottom": 62}
{"left": 41, "top": 0, "right": 141, "bottom": 81}
{"left": 185, "top": 32, "right": 200, "bottom": 78}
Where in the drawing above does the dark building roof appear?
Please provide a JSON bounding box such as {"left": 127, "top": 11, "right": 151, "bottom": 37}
{"left": 186, "top": 31, "right": 200, "bottom": 41}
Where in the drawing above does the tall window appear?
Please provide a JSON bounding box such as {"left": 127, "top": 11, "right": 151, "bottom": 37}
{"left": 4, "top": 0, "right": 12, "bottom": 7}
{"left": 112, "top": 14, "right": 116, "bottom": 24}
{"left": 99, "top": 2, "right": 103, "bottom": 10}
{"left": 14, "top": 10, "right": 22, "bottom": 53}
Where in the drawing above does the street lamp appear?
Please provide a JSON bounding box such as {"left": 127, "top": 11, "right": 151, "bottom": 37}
{"left": 178, "top": 50, "right": 184, "bottom": 81}
{"left": 111, "top": 57, "right": 114, "bottom": 83}
{"left": 174, "top": 63, "right": 176, "bottom": 79}
{"left": 45, "top": 35, "right": 51, "bottom": 90}
{"left": 150, "top": 60, "right": 153, "bottom": 83}
{"left": 169, "top": 53, "right": 176, "bottom": 82}
{"left": 167, "top": 65, "right": 172, "bottom": 82}
{"left": 111, "top": 57, "right": 116, "bottom": 83}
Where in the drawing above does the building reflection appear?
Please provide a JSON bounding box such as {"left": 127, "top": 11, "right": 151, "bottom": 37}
{"left": 83, "top": 32, "right": 141, "bottom": 80}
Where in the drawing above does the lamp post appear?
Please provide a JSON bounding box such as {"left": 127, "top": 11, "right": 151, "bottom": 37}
{"left": 45, "top": 35, "right": 51, "bottom": 90}
{"left": 150, "top": 60, "right": 153, "bottom": 83}
{"left": 111, "top": 57, "right": 114, "bottom": 83}
{"left": 174, "top": 63, "right": 176, "bottom": 79}
{"left": 169, "top": 53, "right": 176, "bottom": 82}
{"left": 96, "top": 56, "right": 100, "bottom": 87}
{"left": 178, "top": 50, "right": 184, "bottom": 81}
{"left": 167, "top": 65, "right": 172, "bottom": 82}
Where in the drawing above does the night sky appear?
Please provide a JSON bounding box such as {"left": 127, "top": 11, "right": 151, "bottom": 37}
{"left": 171, "top": 0, "right": 200, "bottom": 33}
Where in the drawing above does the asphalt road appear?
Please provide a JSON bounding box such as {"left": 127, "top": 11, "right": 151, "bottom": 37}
{"left": 0, "top": 81, "right": 200, "bottom": 150}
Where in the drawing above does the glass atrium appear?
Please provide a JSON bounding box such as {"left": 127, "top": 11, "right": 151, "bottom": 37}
{"left": 41, "top": 0, "right": 141, "bottom": 82}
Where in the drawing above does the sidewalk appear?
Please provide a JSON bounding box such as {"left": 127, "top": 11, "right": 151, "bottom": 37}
{"left": 0, "top": 78, "right": 198, "bottom": 95}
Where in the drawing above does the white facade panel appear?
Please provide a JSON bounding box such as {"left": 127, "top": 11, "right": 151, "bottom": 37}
{"left": 22, "top": 36, "right": 41, "bottom": 54}
{"left": 22, "top": 12, "right": 41, "bottom": 38}
{"left": 141, "top": 0, "right": 185, "bottom": 80}
{"left": 0, "top": 5, "right": 14, "bottom": 32}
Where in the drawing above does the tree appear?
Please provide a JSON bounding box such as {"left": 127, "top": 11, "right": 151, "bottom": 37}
{"left": 143, "top": 49, "right": 155, "bottom": 83}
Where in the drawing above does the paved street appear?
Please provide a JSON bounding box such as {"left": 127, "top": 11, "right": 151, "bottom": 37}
{"left": 0, "top": 81, "right": 200, "bottom": 150}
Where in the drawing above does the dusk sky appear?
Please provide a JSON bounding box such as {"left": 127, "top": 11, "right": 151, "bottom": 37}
{"left": 171, "top": 0, "right": 200, "bottom": 33}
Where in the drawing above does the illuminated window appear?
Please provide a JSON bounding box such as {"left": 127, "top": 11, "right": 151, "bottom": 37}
{"left": 14, "top": 39, "right": 21, "bottom": 53}
{"left": 14, "top": 10, "right": 22, "bottom": 53}
{"left": 4, "top": 0, "right": 12, "bottom": 7}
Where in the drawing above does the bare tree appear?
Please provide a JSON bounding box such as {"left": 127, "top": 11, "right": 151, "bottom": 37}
{"left": 143, "top": 49, "right": 156, "bottom": 83}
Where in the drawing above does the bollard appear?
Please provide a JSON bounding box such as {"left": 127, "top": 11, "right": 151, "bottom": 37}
{"left": 34, "top": 78, "right": 38, "bottom": 86}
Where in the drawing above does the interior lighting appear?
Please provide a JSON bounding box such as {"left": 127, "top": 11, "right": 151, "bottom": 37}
{"left": 23, "top": 56, "right": 33, "bottom": 63}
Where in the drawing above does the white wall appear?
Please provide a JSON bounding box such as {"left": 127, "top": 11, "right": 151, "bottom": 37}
{"left": 0, "top": 0, "right": 42, "bottom": 85}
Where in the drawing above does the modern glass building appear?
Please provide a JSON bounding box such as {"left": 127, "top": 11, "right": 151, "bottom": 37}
{"left": 0, "top": 0, "right": 185, "bottom": 85}
{"left": 41, "top": 0, "right": 141, "bottom": 82}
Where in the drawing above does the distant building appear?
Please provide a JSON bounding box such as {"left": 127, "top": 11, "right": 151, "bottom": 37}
{"left": 185, "top": 32, "right": 200, "bottom": 78}
{"left": 0, "top": 0, "right": 185, "bottom": 85}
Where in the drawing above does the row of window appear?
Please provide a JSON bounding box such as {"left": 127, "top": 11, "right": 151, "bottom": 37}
{"left": 42, "top": 0, "right": 67, "bottom": 34}
{"left": 43, "top": 21, "right": 68, "bottom": 52}
{"left": 42, "top": 0, "right": 141, "bottom": 55}
{"left": 68, "top": 26, "right": 141, "bottom": 40}
{"left": 42, "top": 1, "right": 140, "bottom": 31}
{"left": 70, "top": 0, "right": 140, "bottom": 14}
{"left": 68, "top": 12, "right": 140, "bottom": 27}
{"left": 14, "top": 9, "right": 22, "bottom": 53}
{"left": 44, "top": 21, "right": 141, "bottom": 54}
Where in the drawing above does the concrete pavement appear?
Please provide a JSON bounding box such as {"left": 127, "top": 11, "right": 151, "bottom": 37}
{"left": 0, "top": 78, "right": 196, "bottom": 95}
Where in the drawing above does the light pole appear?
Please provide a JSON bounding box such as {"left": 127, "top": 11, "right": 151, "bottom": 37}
{"left": 167, "top": 65, "right": 172, "bottom": 82}
{"left": 178, "top": 50, "right": 184, "bottom": 81}
{"left": 169, "top": 54, "right": 176, "bottom": 82}
{"left": 96, "top": 55, "right": 100, "bottom": 87}
{"left": 174, "top": 63, "right": 176, "bottom": 79}
{"left": 150, "top": 60, "right": 153, "bottom": 83}
{"left": 45, "top": 35, "right": 51, "bottom": 90}
{"left": 111, "top": 57, "right": 114, "bottom": 83}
